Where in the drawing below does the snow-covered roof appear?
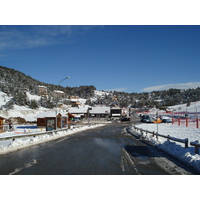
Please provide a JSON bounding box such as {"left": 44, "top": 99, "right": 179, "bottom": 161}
{"left": 36, "top": 111, "right": 56, "bottom": 118}
{"left": 38, "top": 85, "right": 47, "bottom": 88}
{"left": 68, "top": 106, "right": 110, "bottom": 114}
{"left": 54, "top": 90, "right": 65, "bottom": 94}
{"left": 90, "top": 107, "right": 110, "bottom": 114}
{"left": 36, "top": 111, "right": 68, "bottom": 118}
{"left": 68, "top": 107, "right": 89, "bottom": 114}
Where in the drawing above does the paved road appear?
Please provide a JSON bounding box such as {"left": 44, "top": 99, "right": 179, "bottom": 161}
{"left": 0, "top": 122, "right": 198, "bottom": 175}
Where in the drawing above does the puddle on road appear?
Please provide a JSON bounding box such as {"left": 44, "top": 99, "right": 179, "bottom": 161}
{"left": 93, "top": 138, "right": 125, "bottom": 155}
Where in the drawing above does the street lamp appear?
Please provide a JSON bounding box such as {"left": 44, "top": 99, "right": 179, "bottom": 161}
{"left": 58, "top": 76, "right": 70, "bottom": 86}
{"left": 56, "top": 76, "right": 70, "bottom": 130}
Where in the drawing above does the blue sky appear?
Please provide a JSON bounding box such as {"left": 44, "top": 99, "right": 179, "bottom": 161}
{"left": 0, "top": 25, "right": 200, "bottom": 93}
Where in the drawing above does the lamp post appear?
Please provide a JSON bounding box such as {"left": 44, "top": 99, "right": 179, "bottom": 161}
{"left": 56, "top": 76, "right": 70, "bottom": 130}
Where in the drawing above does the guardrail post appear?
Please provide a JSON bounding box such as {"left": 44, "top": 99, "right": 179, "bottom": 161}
{"left": 196, "top": 118, "right": 199, "bottom": 129}
{"left": 194, "top": 140, "right": 199, "bottom": 154}
{"left": 185, "top": 138, "right": 188, "bottom": 148}
{"left": 152, "top": 131, "right": 155, "bottom": 137}
{"left": 195, "top": 146, "right": 199, "bottom": 154}
{"left": 167, "top": 135, "right": 170, "bottom": 141}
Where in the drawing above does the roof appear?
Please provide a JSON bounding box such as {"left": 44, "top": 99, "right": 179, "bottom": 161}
{"left": 38, "top": 85, "right": 47, "bottom": 88}
{"left": 89, "top": 107, "right": 110, "bottom": 114}
{"left": 54, "top": 90, "right": 65, "bottom": 94}
{"left": 68, "top": 106, "right": 110, "bottom": 114}
{"left": 36, "top": 111, "right": 68, "bottom": 118}
{"left": 68, "top": 107, "right": 89, "bottom": 114}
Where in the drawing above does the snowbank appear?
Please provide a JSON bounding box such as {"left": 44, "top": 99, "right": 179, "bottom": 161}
{"left": 129, "top": 123, "right": 200, "bottom": 172}
{"left": 0, "top": 124, "right": 105, "bottom": 155}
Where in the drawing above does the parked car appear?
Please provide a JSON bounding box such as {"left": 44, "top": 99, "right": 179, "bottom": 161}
{"left": 140, "top": 115, "right": 155, "bottom": 123}
{"left": 140, "top": 115, "right": 150, "bottom": 122}
{"left": 153, "top": 118, "right": 162, "bottom": 123}
{"left": 162, "top": 119, "right": 172, "bottom": 123}
{"left": 121, "top": 116, "right": 131, "bottom": 122}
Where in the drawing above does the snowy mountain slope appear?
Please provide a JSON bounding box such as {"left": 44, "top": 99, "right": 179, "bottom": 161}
{"left": 0, "top": 91, "right": 48, "bottom": 121}
{"left": 0, "top": 91, "right": 12, "bottom": 107}
{"left": 168, "top": 101, "right": 200, "bottom": 112}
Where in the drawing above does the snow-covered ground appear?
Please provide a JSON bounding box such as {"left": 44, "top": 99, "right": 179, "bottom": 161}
{"left": 0, "top": 124, "right": 105, "bottom": 155}
{"left": 148, "top": 100, "right": 200, "bottom": 118}
{"left": 0, "top": 90, "right": 49, "bottom": 121}
{"left": 129, "top": 123, "right": 200, "bottom": 172}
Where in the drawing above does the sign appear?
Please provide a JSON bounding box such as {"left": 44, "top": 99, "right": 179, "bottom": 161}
{"left": 46, "top": 118, "right": 55, "bottom": 131}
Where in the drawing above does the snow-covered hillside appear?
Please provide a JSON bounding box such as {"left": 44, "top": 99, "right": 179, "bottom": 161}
{"left": 94, "top": 90, "right": 109, "bottom": 96}
{"left": 168, "top": 101, "right": 200, "bottom": 112}
{"left": 0, "top": 91, "right": 48, "bottom": 121}
{"left": 0, "top": 91, "right": 12, "bottom": 107}
{"left": 0, "top": 90, "right": 111, "bottom": 121}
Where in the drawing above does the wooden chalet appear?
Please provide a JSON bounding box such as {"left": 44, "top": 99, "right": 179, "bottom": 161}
{"left": 0, "top": 116, "right": 5, "bottom": 133}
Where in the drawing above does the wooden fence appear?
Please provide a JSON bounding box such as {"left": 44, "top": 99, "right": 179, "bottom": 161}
{"left": 133, "top": 125, "right": 200, "bottom": 154}
{"left": 172, "top": 118, "right": 200, "bottom": 129}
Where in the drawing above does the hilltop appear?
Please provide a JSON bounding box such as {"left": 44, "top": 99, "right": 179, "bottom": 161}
{"left": 1, "top": 65, "right": 200, "bottom": 111}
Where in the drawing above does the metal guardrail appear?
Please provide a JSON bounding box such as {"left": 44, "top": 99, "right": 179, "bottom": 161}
{"left": 133, "top": 124, "right": 200, "bottom": 154}
{"left": 190, "top": 141, "right": 200, "bottom": 154}
{"left": 0, "top": 128, "right": 69, "bottom": 142}
{"left": 133, "top": 125, "right": 189, "bottom": 148}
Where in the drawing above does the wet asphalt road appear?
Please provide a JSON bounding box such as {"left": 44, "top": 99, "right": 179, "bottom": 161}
{"left": 0, "top": 122, "right": 198, "bottom": 175}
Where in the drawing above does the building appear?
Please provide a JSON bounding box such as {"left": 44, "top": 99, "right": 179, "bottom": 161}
{"left": 68, "top": 106, "right": 111, "bottom": 119}
{"left": 68, "top": 107, "right": 89, "bottom": 118}
{"left": 110, "top": 108, "right": 122, "bottom": 119}
{"left": 89, "top": 106, "right": 110, "bottom": 118}
{"left": 52, "top": 90, "right": 65, "bottom": 98}
{"left": 36, "top": 111, "right": 70, "bottom": 130}
{"left": 37, "top": 85, "right": 48, "bottom": 96}
{"left": 64, "top": 96, "right": 87, "bottom": 107}
{"left": 0, "top": 117, "right": 5, "bottom": 132}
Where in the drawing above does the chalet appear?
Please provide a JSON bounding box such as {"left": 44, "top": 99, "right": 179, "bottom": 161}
{"left": 68, "top": 106, "right": 110, "bottom": 119}
{"left": 64, "top": 96, "right": 87, "bottom": 107}
{"left": 68, "top": 107, "right": 88, "bottom": 118}
{"left": 36, "top": 111, "right": 70, "bottom": 130}
{"left": 37, "top": 85, "right": 48, "bottom": 96}
{"left": 0, "top": 116, "right": 5, "bottom": 132}
{"left": 89, "top": 106, "right": 110, "bottom": 118}
{"left": 52, "top": 90, "right": 65, "bottom": 98}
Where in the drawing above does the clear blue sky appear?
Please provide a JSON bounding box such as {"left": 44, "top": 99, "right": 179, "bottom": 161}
{"left": 0, "top": 25, "right": 200, "bottom": 93}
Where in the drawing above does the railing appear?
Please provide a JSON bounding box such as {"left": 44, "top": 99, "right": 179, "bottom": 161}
{"left": 190, "top": 141, "right": 200, "bottom": 154}
{"left": 172, "top": 118, "right": 200, "bottom": 129}
{"left": 132, "top": 125, "right": 200, "bottom": 154}
{"left": 0, "top": 128, "right": 69, "bottom": 142}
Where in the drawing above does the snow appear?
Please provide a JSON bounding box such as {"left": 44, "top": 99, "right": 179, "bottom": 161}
{"left": 168, "top": 100, "right": 200, "bottom": 112}
{"left": 0, "top": 91, "right": 12, "bottom": 106}
{"left": 128, "top": 123, "right": 200, "bottom": 172}
{"left": 1, "top": 89, "right": 200, "bottom": 173}
{"left": 0, "top": 91, "right": 48, "bottom": 121}
{"left": 26, "top": 92, "right": 41, "bottom": 101}
{"left": 94, "top": 90, "right": 109, "bottom": 96}
{"left": 0, "top": 106, "right": 49, "bottom": 121}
